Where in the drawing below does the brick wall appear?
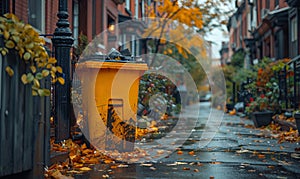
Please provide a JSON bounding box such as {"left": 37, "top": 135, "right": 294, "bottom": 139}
{"left": 14, "top": 0, "right": 28, "bottom": 23}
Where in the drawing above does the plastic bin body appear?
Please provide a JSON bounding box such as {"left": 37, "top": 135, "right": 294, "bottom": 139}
{"left": 77, "top": 61, "right": 148, "bottom": 152}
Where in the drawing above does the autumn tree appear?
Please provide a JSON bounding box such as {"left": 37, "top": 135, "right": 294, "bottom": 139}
{"left": 143, "top": 0, "right": 234, "bottom": 67}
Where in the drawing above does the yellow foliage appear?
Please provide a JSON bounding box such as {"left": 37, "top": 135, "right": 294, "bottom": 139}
{"left": 0, "top": 13, "right": 64, "bottom": 96}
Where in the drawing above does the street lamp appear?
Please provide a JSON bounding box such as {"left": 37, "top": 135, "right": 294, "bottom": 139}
{"left": 52, "top": 0, "right": 74, "bottom": 142}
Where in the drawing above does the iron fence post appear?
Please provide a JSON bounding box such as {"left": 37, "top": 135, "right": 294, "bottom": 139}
{"left": 52, "top": 0, "right": 74, "bottom": 142}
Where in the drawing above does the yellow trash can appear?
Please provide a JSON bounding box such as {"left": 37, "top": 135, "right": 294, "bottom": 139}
{"left": 76, "top": 60, "right": 148, "bottom": 152}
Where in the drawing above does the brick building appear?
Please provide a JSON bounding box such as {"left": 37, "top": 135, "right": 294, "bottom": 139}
{"left": 225, "top": 0, "right": 300, "bottom": 67}
{"left": 0, "top": 0, "right": 149, "bottom": 56}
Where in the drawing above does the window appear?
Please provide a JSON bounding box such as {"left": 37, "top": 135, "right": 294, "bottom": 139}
{"left": 73, "top": 1, "right": 79, "bottom": 46}
{"left": 28, "top": 0, "right": 45, "bottom": 32}
{"left": 0, "top": 0, "right": 10, "bottom": 16}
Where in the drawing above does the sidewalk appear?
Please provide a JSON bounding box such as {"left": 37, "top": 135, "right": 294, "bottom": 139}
{"left": 49, "top": 103, "right": 300, "bottom": 178}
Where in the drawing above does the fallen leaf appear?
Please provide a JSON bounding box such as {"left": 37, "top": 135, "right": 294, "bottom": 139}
{"left": 150, "top": 167, "right": 156, "bottom": 171}
{"left": 117, "top": 164, "right": 129, "bottom": 168}
{"left": 140, "top": 163, "right": 153, "bottom": 167}
{"left": 177, "top": 151, "right": 183, "bottom": 155}
{"left": 248, "top": 169, "right": 256, "bottom": 173}
{"left": 157, "top": 150, "right": 164, "bottom": 154}
{"left": 258, "top": 154, "right": 265, "bottom": 159}
{"left": 79, "top": 167, "right": 92, "bottom": 171}
{"left": 183, "top": 167, "right": 190, "bottom": 170}
{"left": 236, "top": 149, "right": 250, "bottom": 154}
{"left": 194, "top": 169, "right": 199, "bottom": 172}
{"left": 291, "top": 153, "right": 300, "bottom": 159}
{"left": 188, "top": 151, "right": 195, "bottom": 155}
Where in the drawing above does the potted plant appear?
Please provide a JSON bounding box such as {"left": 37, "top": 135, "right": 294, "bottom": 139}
{"left": 246, "top": 94, "right": 274, "bottom": 127}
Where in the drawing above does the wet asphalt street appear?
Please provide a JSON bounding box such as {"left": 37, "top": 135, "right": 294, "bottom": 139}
{"left": 75, "top": 102, "right": 300, "bottom": 179}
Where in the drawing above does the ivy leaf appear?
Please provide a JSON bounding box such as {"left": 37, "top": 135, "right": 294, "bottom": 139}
{"left": 33, "top": 78, "right": 40, "bottom": 88}
{"left": 42, "top": 69, "right": 50, "bottom": 77}
{"left": 5, "top": 66, "right": 14, "bottom": 77}
{"left": 48, "top": 57, "right": 57, "bottom": 64}
{"left": 3, "top": 30, "right": 9, "bottom": 40}
{"left": 27, "top": 73, "right": 34, "bottom": 83}
{"left": 51, "top": 66, "right": 57, "bottom": 73}
{"left": 58, "top": 77, "right": 65, "bottom": 85}
{"left": 56, "top": 66, "right": 63, "bottom": 73}
{"left": 23, "top": 52, "right": 31, "bottom": 61}
{"left": 32, "top": 89, "right": 38, "bottom": 96}
{"left": 30, "top": 65, "right": 36, "bottom": 73}
{"left": 38, "top": 89, "right": 50, "bottom": 96}
{"left": 5, "top": 40, "right": 15, "bottom": 49}
{"left": 35, "top": 72, "right": 43, "bottom": 80}
{"left": 21, "top": 74, "right": 28, "bottom": 84}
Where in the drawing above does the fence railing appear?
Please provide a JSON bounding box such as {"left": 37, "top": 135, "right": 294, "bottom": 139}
{"left": 0, "top": 36, "right": 50, "bottom": 178}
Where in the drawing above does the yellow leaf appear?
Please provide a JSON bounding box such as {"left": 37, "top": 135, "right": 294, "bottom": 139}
{"left": 3, "top": 30, "right": 9, "bottom": 40}
{"left": 21, "top": 74, "right": 28, "bottom": 84}
{"left": 30, "top": 66, "right": 36, "bottom": 73}
{"left": 42, "top": 69, "right": 50, "bottom": 77}
{"left": 48, "top": 57, "right": 57, "bottom": 64}
{"left": 79, "top": 167, "right": 92, "bottom": 171}
{"left": 56, "top": 66, "right": 63, "bottom": 73}
{"left": 23, "top": 52, "right": 31, "bottom": 61}
{"left": 58, "top": 77, "right": 65, "bottom": 85}
{"left": 33, "top": 79, "right": 40, "bottom": 88}
{"left": 1, "top": 49, "right": 7, "bottom": 56}
{"left": 32, "top": 90, "right": 38, "bottom": 96}
{"left": 25, "top": 43, "right": 34, "bottom": 49}
{"left": 12, "top": 35, "right": 20, "bottom": 43}
{"left": 51, "top": 66, "right": 57, "bottom": 73}
{"left": 5, "top": 40, "right": 15, "bottom": 49}
{"left": 46, "top": 64, "right": 52, "bottom": 69}
{"left": 5, "top": 66, "right": 14, "bottom": 77}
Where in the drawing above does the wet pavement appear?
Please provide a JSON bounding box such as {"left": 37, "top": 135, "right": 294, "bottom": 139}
{"left": 75, "top": 102, "right": 300, "bottom": 178}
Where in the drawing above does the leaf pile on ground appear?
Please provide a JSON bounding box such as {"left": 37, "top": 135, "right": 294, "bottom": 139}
{"left": 46, "top": 138, "right": 153, "bottom": 178}
{"left": 46, "top": 139, "right": 112, "bottom": 178}
{"left": 262, "top": 122, "right": 300, "bottom": 143}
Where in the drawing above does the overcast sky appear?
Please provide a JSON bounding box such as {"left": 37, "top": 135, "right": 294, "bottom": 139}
{"left": 205, "top": 29, "right": 229, "bottom": 59}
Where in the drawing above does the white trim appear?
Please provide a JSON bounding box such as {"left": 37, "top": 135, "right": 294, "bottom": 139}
{"left": 142, "top": 0, "right": 145, "bottom": 20}
{"left": 131, "top": 35, "right": 135, "bottom": 56}
{"left": 126, "top": 0, "right": 130, "bottom": 10}
{"left": 41, "top": 0, "right": 45, "bottom": 33}
{"left": 135, "top": 0, "right": 139, "bottom": 19}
